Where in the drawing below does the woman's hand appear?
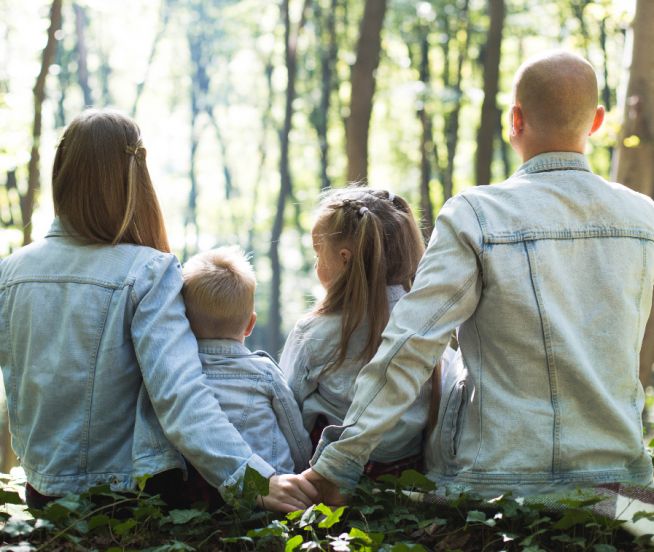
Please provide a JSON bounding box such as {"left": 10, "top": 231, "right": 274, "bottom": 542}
{"left": 301, "top": 468, "right": 348, "bottom": 506}
{"left": 257, "top": 474, "right": 321, "bottom": 512}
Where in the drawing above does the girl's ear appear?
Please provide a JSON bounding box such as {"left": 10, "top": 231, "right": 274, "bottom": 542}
{"left": 339, "top": 248, "right": 352, "bottom": 266}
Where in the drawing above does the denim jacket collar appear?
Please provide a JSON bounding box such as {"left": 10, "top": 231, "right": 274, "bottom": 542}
{"left": 198, "top": 338, "right": 249, "bottom": 356}
{"left": 45, "top": 217, "right": 79, "bottom": 239}
{"left": 514, "top": 151, "right": 591, "bottom": 177}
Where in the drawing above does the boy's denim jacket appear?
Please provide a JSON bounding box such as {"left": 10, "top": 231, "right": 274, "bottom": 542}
{"left": 0, "top": 219, "right": 274, "bottom": 497}
{"left": 313, "top": 152, "right": 654, "bottom": 496}
{"left": 280, "top": 286, "right": 431, "bottom": 463}
{"left": 198, "top": 339, "right": 311, "bottom": 474}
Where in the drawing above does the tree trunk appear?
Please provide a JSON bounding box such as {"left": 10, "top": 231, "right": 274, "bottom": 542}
{"left": 268, "top": 0, "right": 310, "bottom": 354}
{"left": 345, "top": 0, "right": 387, "bottom": 183}
{"left": 314, "top": 0, "right": 338, "bottom": 191}
{"left": 73, "top": 3, "right": 93, "bottom": 107}
{"left": 22, "top": 0, "right": 63, "bottom": 246}
{"left": 475, "top": 0, "right": 504, "bottom": 186}
{"left": 441, "top": 0, "right": 471, "bottom": 202}
{"left": 131, "top": 0, "right": 170, "bottom": 117}
{"left": 614, "top": 0, "right": 654, "bottom": 387}
{"left": 416, "top": 35, "right": 435, "bottom": 239}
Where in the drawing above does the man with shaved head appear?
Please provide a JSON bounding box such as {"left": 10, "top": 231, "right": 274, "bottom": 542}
{"left": 302, "top": 51, "right": 654, "bottom": 502}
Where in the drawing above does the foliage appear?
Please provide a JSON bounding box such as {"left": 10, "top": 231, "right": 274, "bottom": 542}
{"left": 1, "top": 469, "right": 652, "bottom": 551}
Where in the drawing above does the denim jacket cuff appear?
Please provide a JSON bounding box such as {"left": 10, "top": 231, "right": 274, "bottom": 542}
{"left": 311, "top": 446, "right": 364, "bottom": 491}
{"left": 218, "top": 454, "right": 276, "bottom": 497}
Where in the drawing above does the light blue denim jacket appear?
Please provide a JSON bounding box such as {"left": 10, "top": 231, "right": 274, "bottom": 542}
{"left": 0, "top": 219, "right": 275, "bottom": 497}
{"left": 280, "top": 286, "right": 432, "bottom": 463}
{"left": 198, "top": 339, "right": 311, "bottom": 474}
{"left": 313, "top": 152, "right": 654, "bottom": 496}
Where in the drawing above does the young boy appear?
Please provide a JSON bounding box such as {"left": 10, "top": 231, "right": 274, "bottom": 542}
{"left": 182, "top": 246, "right": 311, "bottom": 474}
{"left": 305, "top": 51, "right": 654, "bottom": 503}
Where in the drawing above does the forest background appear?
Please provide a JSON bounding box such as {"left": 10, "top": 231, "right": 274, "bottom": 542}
{"left": 1, "top": 0, "right": 653, "bottom": 472}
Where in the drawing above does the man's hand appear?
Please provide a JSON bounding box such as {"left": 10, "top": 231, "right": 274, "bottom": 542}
{"left": 301, "top": 468, "right": 348, "bottom": 506}
{"left": 257, "top": 474, "right": 320, "bottom": 512}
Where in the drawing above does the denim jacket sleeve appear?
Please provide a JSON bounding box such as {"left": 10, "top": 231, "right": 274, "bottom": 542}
{"left": 130, "top": 253, "right": 275, "bottom": 496}
{"left": 279, "top": 321, "right": 319, "bottom": 407}
{"left": 311, "top": 195, "right": 483, "bottom": 489}
{"left": 269, "top": 366, "right": 313, "bottom": 472}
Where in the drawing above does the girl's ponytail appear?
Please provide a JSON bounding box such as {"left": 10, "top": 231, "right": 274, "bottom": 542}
{"left": 314, "top": 186, "right": 424, "bottom": 370}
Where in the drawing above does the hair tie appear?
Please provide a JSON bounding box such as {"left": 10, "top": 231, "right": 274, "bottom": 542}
{"left": 388, "top": 192, "right": 395, "bottom": 202}
{"left": 358, "top": 206, "right": 369, "bottom": 216}
{"left": 125, "top": 143, "right": 146, "bottom": 161}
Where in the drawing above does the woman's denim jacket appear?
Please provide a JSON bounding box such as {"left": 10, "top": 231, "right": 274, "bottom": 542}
{"left": 280, "top": 285, "right": 431, "bottom": 463}
{"left": 312, "top": 152, "right": 654, "bottom": 496}
{"left": 198, "top": 339, "right": 311, "bottom": 474}
{"left": 0, "top": 219, "right": 274, "bottom": 497}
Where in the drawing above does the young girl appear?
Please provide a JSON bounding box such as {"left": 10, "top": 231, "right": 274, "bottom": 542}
{"left": 0, "top": 109, "right": 317, "bottom": 512}
{"left": 280, "top": 186, "right": 429, "bottom": 476}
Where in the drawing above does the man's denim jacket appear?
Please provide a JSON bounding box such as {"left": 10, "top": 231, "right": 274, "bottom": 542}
{"left": 280, "top": 285, "right": 431, "bottom": 463}
{"left": 0, "top": 219, "right": 274, "bottom": 497}
{"left": 198, "top": 339, "right": 311, "bottom": 474}
{"left": 313, "top": 152, "right": 654, "bottom": 496}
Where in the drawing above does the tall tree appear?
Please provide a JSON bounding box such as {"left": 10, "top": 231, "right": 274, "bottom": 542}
{"left": 475, "top": 0, "right": 504, "bottom": 186}
{"left": 614, "top": 0, "right": 654, "bottom": 386}
{"left": 73, "top": 3, "right": 93, "bottom": 107}
{"left": 22, "top": 0, "right": 63, "bottom": 245}
{"left": 268, "top": 0, "right": 311, "bottom": 354}
{"left": 345, "top": 0, "right": 387, "bottom": 183}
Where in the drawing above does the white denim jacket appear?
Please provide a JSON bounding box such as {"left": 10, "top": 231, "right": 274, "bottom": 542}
{"left": 198, "top": 339, "right": 312, "bottom": 474}
{"left": 312, "top": 152, "right": 654, "bottom": 496}
{"left": 280, "top": 285, "right": 432, "bottom": 463}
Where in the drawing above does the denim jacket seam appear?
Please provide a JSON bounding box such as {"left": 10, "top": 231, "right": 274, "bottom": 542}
{"left": 79, "top": 288, "right": 115, "bottom": 471}
{"left": 270, "top": 377, "right": 306, "bottom": 462}
{"left": 524, "top": 240, "right": 561, "bottom": 473}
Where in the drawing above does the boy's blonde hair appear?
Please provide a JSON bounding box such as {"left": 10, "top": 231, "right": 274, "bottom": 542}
{"left": 182, "top": 246, "right": 256, "bottom": 339}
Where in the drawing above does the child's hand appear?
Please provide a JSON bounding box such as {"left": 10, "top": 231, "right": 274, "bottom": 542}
{"left": 301, "top": 468, "right": 348, "bottom": 506}
{"left": 257, "top": 474, "right": 320, "bottom": 512}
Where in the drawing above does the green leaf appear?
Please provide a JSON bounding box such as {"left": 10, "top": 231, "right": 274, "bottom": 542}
{"left": 592, "top": 545, "right": 617, "bottom": 552}
{"left": 396, "top": 470, "right": 437, "bottom": 492}
{"left": 389, "top": 543, "right": 427, "bottom": 551}
{"left": 553, "top": 509, "right": 593, "bottom": 530}
{"left": 316, "top": 503, "right": 346, "bottom": 528}
{"left": 136, "top": 473, "right": 153, "bottom": 492}
{"left": 87, "top": 514, "right": 112, "bottom": 531}
{"left": 632, "top": 510, "right": 654, "bottom": 522}
{"left": 113, "top": 517, "right": 137, "bottom": 536}
{"left": 0, "top": 489, "right": 23, "bottom": 505}
{"left": 165, "top": 508, "right": 211, "bottom": 525}
{"left": 285, "top": 534, "right": 303, "bottom": 552}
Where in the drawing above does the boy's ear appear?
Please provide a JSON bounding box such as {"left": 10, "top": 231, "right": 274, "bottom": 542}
{"left": 589, "top": 105, "right": 605, "bottom": 135}
{"left": 339, "top": 248, "right": 352, "bottom": 266}
{"left": 244, "top": 312, "right": 257, "bottom": 337}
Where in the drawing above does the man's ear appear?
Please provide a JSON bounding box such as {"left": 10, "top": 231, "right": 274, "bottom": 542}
{"left": 510, "top": 104, "right": 524, "bottom": 136}
{"left": 244, "top": 312, "right": 257, "bottom": 337}
{"left": 339, "top": 248, "right": 352, "bottom": 266}
{"left": 589, "top": 105, "right": 605, "bottom": 135}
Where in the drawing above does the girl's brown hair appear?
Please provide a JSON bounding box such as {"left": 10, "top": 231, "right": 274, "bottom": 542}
{"left": 314, "top": 186, "right": 425, "bottom": 369}
{"left": 52, "top": 108, "right": 170, "bottom": 252}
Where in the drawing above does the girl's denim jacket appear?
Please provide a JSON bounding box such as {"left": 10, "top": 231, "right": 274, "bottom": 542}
{"left": 0, "top": 219, "right": 274, "bottom": 497}
{"left": 280, "top": 286, "right": 432, "bottom": 463}
{"left": 197, "top": 339, "right": 311, "bottom": 474}
{"left": 313, "top": 152, "right": 654, "bottom": 496}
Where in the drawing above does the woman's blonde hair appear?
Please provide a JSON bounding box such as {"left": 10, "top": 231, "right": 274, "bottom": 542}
{"left": 52, "top": 108, "right": 170, "bottom": 252}
{"left": 314, "top": 186, "right": 425, "bottom": 369}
